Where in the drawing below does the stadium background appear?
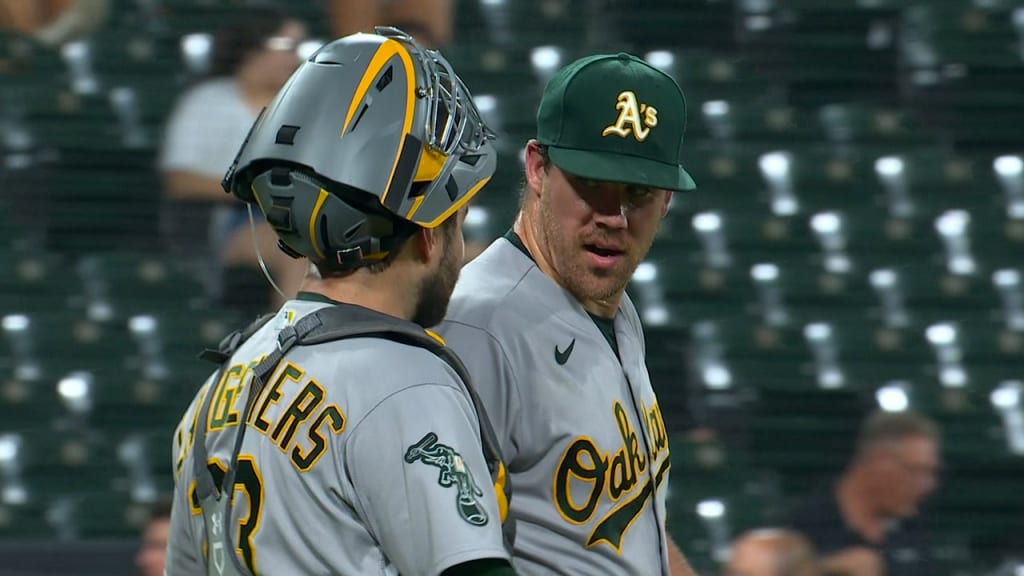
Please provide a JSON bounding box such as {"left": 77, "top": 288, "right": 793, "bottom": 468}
{"left": 2, "top": 0, "right": 1024, "bottom": 574}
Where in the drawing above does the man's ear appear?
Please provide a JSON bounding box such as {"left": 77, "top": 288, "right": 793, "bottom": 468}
{"left": 411, "top": 226, "right": 440, "bottom": 264}
{"left": 661, "top": 191, "right": 673, "bottom": 217}
{"left": 524, "top": 140, "right": 547, "bottom": 197}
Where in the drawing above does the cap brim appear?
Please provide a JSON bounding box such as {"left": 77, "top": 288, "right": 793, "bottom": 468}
{"left": 547, "top": 147, "right": 697, "bottom": 192}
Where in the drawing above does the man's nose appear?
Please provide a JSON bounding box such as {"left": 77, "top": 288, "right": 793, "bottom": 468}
{"left": 591, "top": 191, "right": 629, "bottom": 229}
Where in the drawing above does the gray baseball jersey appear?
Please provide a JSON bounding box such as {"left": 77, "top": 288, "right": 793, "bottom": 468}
{"left": 166, "top": 296, "right": 510, "bottom": 576}
{"left": 436, "top": 234, "right": 672, "bottom": 575}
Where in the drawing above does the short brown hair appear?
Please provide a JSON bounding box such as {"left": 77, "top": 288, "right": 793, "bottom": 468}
{"left": 856, "top": 410, "right": 939, "bottom": 457}
{"left": 310, "top": 210, "right": 459, "bottom": 278}
{"left": 518, "top": 143, "right": 553, "bottom": 208}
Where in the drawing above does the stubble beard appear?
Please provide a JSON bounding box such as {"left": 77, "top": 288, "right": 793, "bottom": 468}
{"left": 537, "top": 195, "right": 636, "bottom": 305}
{"left": 411, "top": 230, "right": 461, "bottom": 329}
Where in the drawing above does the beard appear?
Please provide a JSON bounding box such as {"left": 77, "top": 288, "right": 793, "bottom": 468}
{"left": 411, "top": 227, "right": 462, "bottom": 328}
{"left": 537, "top": 193, "right": 644, "bottom": 304}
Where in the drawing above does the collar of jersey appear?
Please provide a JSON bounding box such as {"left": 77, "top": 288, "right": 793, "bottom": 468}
{"left": 295, "top": 290, "right": 343, "bottom": 305}
{"left": 502, "top": 228, "right": 535, "bottom": 263}
{"left": 501, "top": 228, "right": 622, "bottom": 355}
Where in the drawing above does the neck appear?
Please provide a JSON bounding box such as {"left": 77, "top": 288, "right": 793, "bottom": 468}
{"left": 299, "top": 273, "right": 416, "bottom": 322}
{"left": 836, "top": 467, "right": 887, "bottom": 543}
{"left": 513, "top": 211, "right": 622, "bottom": 318}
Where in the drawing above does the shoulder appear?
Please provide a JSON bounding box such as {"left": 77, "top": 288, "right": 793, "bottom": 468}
{"left": 174, "top": 378, "right": 211, "bottom": 446}
{"left": 336, "top": 343, "right": 482, "bottom": 436}
{"left": 234, "top": 308, "right": 467, "bottom": 399}
{"left": 311, "top": 335, "right": 468, "bottom": 402}
{"left": 446, "top": 238, "right": 535, "bottom": 334}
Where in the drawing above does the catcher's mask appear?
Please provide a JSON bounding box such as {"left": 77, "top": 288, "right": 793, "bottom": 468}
{"left": 222, "top": 26, "right": 497, "bottom": 273}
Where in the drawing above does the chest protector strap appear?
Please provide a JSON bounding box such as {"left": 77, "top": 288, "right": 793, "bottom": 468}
{"left": 190, "top": 304, "right": 514, "bottom": 576}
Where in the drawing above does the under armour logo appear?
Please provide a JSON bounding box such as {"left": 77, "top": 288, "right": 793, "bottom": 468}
{"left": 210, "top": 512, "right": 223, "bottom": 536}
{"left": 602, "top": 91, "right": 658, "bottom": 142}
{"left": 212, "top": 541, "right": 226, "bottom": 574}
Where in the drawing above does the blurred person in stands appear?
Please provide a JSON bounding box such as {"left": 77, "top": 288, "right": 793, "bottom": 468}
{"left": 788, "top": 410, "right": 941, "bottom": 576}
{"left": 159, "top": 7, "right": 309, "bottom": 311}
{"left": 135, "top": 497, "right": 172, "bottom": 576}
{"left": 326, "top": 0, "right": 452, "bottom": 47}
{"left": 0, "top": 0, "right": 109, "bottom": 46}
{"left": 723, "top": 528, "right": 820, "bottom": 576}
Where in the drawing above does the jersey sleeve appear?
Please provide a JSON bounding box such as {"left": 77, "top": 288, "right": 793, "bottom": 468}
{"left": 436, "top": 321, "right": 521, "bottom": 464}
{"left": 344, "top": 382, "right": 510, "bottom": 576}
{"left": 164, "top": 388, "right": 206, "bottom": 576}
{"left": 165, "top": 484, "right": 203, "bottom": 576}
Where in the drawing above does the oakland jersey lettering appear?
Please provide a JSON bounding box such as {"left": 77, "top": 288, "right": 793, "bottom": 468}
{"left": 553, "top": 399, "right": 670, "bottom": 551}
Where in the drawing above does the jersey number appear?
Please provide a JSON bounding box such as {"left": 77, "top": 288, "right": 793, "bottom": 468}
{"left": 205, "top": 457, "right": 264, "bottom": 574}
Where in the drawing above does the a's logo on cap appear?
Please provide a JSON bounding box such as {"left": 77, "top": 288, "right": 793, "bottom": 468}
{"left": 602, "top": 91, "right": 658, "bottom": 142}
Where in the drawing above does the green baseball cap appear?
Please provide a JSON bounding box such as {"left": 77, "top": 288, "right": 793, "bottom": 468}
{"left": 536, "top": 52, "right": 696, "bottom": 192}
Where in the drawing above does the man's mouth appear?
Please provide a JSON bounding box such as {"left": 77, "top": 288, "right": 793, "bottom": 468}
{"left": 584, "top": 244, "right": 624, "bottom": 258}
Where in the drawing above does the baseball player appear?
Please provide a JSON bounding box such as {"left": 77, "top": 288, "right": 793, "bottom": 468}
{"left": 436, "top": 53, "right": 699, "bottom": 575}
{"left": 166, "top": 28, "right": 517, "bottom": 576}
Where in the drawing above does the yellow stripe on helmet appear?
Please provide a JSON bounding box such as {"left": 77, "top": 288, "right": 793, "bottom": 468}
{"left": 339, "top": 38, "right": 417, "bottom": 211}
{"left": 307, "top": 188, "right": 330, "bottom": 261}
{"left": 404, "top": 195, "right": 426, "bottom": 219}
{"left": 416, "top": 175, "right": 492, "bottom": 228}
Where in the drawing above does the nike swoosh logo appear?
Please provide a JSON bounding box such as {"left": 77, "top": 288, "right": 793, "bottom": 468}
{"left": 554, "top": 338, "right": 575, "bottom": 365}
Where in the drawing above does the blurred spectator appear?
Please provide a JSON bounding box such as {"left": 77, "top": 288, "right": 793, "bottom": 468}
{"left": 788, "top": 410, "right": 941, "bottom": 576}
{"left": 723, "top": 528, "right": 820, "bottom": 576}
{"left": 159, "top": 7, "right": 309, "bottom": 311}
{"left": 0, "top": 0, "right": 110, "bottom": 46}
{"left": 135, "top": 497, "right": 172, "bottom": 576}
{"left": 326, "top": 0, "right": 453, "bottom": 47}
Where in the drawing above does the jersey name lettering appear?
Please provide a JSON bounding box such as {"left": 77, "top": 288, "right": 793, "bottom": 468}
{"left": 205, "top": 359, "right": 347, "bottom": 472}
{"left": 552, "top": 399, "right": 670, "bottom": 552}
{"left": 208, "top": 357, "right": 264, "bottom": 430}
